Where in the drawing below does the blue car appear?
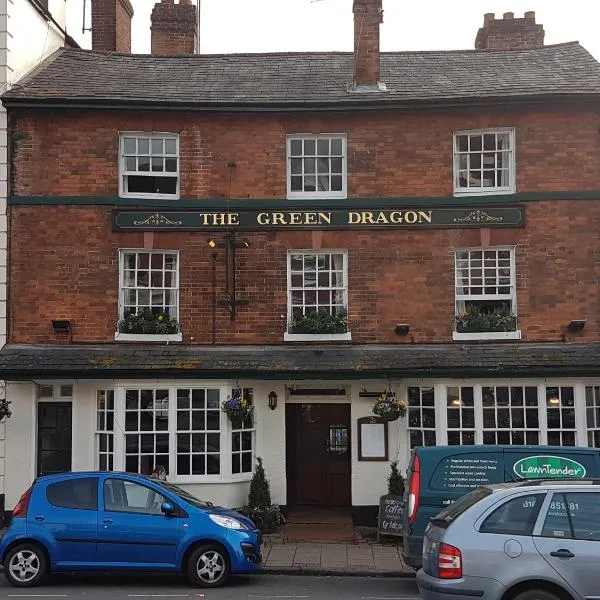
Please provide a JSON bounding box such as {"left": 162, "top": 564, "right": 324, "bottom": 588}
{"left": 0, "top": 471, "right": 262, "bottom": 588}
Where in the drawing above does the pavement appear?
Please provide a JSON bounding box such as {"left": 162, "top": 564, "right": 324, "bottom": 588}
{"left": 261, "top": 540, "right": 415, "bottom": 577}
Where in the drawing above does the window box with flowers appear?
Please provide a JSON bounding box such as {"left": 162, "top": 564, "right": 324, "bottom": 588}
{"left": 115, "top": 308, "right": 182, "bottom": 342}
{"left": 373, "top": 391, "right": 406, "bottom": 422}
{"left": 454, "top": 304, "right": 520, "bottom": 341}
{"left": 285, "top": 308, "right": 351, "bottom": 341}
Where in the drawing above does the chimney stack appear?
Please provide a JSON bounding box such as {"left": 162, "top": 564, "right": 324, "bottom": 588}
{"left": 352, "top": 0, "right": 384, "bottom": 91}
{"left": 91, "top": 0, "right": 134, "bottom": 53}
{"left": 475, "top": 11, "right": 545, "bottom": 50}
{"left": 151, "top": 0, "right": 199, "bottom": 56}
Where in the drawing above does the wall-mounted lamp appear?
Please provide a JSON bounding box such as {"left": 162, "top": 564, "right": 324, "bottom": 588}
{"left": 395, "top": 324, "right": 410, "bottom": 336}
{"left": 51, "top": 320, "right": 71, "bottom": 333}
{"left": 268, "top": 391, "right": 278, "bottom": 410}
{"left": 567, "top": 319, "right": 586, "bottom": 332}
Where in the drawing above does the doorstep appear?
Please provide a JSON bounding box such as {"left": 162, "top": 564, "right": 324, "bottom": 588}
{"left": 261, "top": 540, "right": 415, "bottom": 577}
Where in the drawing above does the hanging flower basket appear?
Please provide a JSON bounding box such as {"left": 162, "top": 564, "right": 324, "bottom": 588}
{"left": 372, "top": 391, "right": 406, "bottom": 422}
{"left": 222, "top": 388, "right": 254, "bottom": 428}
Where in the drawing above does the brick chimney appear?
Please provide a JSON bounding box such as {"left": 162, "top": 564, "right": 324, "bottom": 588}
{"left": 91, "top": 0, "right": 134, "bottom": 53}
{"left": 151, "top": 0, "right": 199, "bottom": 56}
{"left": 475, "top": 11, "right": 545, "bottom": 50}
{"left": 352, "top": 0, "right": 385, "bottom": 91}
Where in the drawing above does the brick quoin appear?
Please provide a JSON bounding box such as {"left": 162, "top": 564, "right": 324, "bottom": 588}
{"left": 8, "top": 104, "right": 600, "bottom": 346}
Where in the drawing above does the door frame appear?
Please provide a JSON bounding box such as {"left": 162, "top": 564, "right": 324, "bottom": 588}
{"left": 285, "top": 397, "right": 352, "bottom": 507}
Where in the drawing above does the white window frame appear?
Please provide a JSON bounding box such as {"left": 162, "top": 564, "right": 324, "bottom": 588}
{"left": 99, "top": 385, "right": 255, "bottom": 484}
{"left": 585, "top": 386, "right": 600, "bottom": 448}
{"left": 453, "top": 128, "right": 515, "bottom": 196}
{"left": 119, "top": 132, "right": 180, "bottom": 200}
{"left": 545, "top": 386, "right": 577, "bottom": 446}
{"left": 286, "top": 134, "right": 347, "bottom": 200}
{"left": 454, "top": 246, "right": 520, "bottom": 341}
{"left": 116, "top": 249, "right": 181, "bottom": 341}
{"left": 446, "top": 386, "right": 476, "bottom": 445}
{"left": 284, "top": 249, "right": 350, "bottom": 341}
{"left": 407, "top": 386, "right": 437, "bottom": 449}
{"left": 95, "top": 389, "right": 115, "bottom": 471}
{"left": 231, "top": 387, "right": 256, "bottom": 475}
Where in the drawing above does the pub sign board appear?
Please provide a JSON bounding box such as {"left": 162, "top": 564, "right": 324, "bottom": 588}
{"left": 112, "top": 206, "right": 525, "bottom": 231}
{"left": 377, "top": 494, "right": 404, "bottom": 538}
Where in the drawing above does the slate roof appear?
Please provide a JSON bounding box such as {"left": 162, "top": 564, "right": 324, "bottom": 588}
{"left": 4, "top": 43, "right": 600, "bottom": 108}
{"left": 0, "top": 342, "right": 599, "bottom": 380}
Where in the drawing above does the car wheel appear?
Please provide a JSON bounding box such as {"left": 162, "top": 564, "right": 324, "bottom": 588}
{"left": 513, "top": 590, "right": 562, "bottom": 600}
{"left": 4, "top": 543, "right": 48, "bottom": 587}
{"left": 186, "top": 544, "right": 230, "bottom": 588}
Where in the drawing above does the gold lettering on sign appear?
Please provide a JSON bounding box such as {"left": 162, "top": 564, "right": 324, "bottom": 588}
{"left": 257, "top": 212, "right": 269, "bottom": 225}
{"left": 254, "top": 211, "right": 332, "bottom": 226}
{"left": 346, "top": 210, "right": 433, "bottom": 226}
{"left": 390, "top": 212, "right": 403, "bottom": 224}
{"left": 419, "top": 211, "right": 433, "bottom": 223}
{"left": 198, "top": 212, "right": 240, "bottom": 226}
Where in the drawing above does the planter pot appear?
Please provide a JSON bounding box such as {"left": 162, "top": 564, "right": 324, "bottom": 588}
{"left": 377, "top": 411, "right": 401, "bottom": 422}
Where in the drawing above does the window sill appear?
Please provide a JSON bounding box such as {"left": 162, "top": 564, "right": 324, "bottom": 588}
{"left": 284, "top": 332, "right": 352, "bottom": 342}
{"left": 453, "top": 330, "right": 521, "bottom": 341}
{"left": 286, "top": 192, "right": 347, "bottom": 200}
{"left": 453, "top": 188, "right": 515, "bottom": 197}
{"left": 170, "top": 473, "right": 254, "bottom": 485}
{"left": 119, "top": 192, "right": 180, "bottom": 201}
{"left": 114, "top": 332, "right": 183, "bottom": 342}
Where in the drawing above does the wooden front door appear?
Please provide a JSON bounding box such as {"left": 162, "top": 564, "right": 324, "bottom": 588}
{"left": 286, "top": 403, "right": 351, "bottom": 507}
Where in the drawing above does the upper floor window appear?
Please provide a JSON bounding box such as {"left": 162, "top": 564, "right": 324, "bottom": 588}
{"left": 454, "top": 247, "right": 519, "bottom": 340}
{"left": 286, "top": 251, "right": 348, "bottom": 336}
{"left": 119, "top": 133, "right": 179, "bottom": 199}
{"left": 119, "top": 250, "right": 179, "bottom": 321}
{"left": 287, "top": 135, "right": 347, "bottom": 199}
{"left": 453, "top": 128, "right": 515, "bottom": 195}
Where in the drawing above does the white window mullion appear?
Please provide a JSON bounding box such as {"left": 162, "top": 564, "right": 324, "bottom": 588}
{"left": 538, "top": 383, "right": 548, "bottom": 445}
{"left": 474, "top": 385, "right": 484, "bottom": 444}
{"left": 574, "top": 383, "right": 587, "bottom": 447}
{"left": 435, "top": 383, "right": 448, "bottom": 445}
{"left": 113, "top": 387, "right": 126, "bottom": 472}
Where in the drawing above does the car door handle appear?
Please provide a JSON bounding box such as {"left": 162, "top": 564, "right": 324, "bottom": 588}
{"left": 34, "top": 515, "right": 45, "bottom": 522}
{"left": 102, "top": 518, "right": 113, "bottom": 526}
{"left": 550, "top": 549, "right": 574, "bottom": 558}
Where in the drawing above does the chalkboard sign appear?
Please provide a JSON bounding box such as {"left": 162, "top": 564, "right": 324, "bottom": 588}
{"left": 377, "top": 494, "right": 404, "bottom": 538}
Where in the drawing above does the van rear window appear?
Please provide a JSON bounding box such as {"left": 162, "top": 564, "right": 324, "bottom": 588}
{"left": 429, "top": 453, "right": 502, "bottom": 491}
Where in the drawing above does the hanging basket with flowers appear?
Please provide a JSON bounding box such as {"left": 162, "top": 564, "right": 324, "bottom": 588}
{"left": 372, "top": 390, "right": 406, "bottom": 422}
{"left": 222, "top": 388, "right": 254, "bottom": 428}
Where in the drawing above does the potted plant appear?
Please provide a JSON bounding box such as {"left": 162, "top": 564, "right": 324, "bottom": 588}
{"left": 238, "top": 457, "right": 285, "bottom": 534}
{"left": 372, "top": 390, "right": 406, "bottom": 422}
{"left": 221, "top": 388, "right": 254, "bottom": 428}
{"left": 456, "top": 303, "right": 517, "bottom": 333}
{"left": 289, "top": 308, "right": 348, "bottom": 334}
{"left": 0, "top": 398, "right": 11, "bottom": 421}
{"left": 118, "top": 308, "right": 180, "bottom": 334}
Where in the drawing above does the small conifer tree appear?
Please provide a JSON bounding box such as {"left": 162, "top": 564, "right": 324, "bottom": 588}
{"left": 248, "top": 457, "right": 271, "bottom": 510}
{"left": 387, "top": 461, "right": 405, "bottom": 496}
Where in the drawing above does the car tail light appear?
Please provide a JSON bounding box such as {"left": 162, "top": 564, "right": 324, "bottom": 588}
{"left": 407, "top": 454, "right": 421, "bottom": 526}
{"left": 438, "top": 542, "right": 462, "bottom": 579}
{"left": 12, "top": 486, "right": 33, "bottom": 518}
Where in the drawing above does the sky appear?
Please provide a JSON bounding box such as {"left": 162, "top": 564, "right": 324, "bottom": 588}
{"left": 65, "top": 0, "right": 600, "bottom": 61}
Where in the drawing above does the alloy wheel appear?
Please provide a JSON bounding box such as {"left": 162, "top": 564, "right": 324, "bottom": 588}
{"left": 8, "top": 550, "right": 41, "bottom": 584}
{"left": 195, "top": 549, "right": 225, "bottom": 584}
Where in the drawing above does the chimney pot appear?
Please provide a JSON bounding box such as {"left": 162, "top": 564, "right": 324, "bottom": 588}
{"left": 524, "top": 11, "right": 536, "bottom": 19}
{"left": 483, "top": 13, "right": 495, "bottom": 25}
{"left": 91, "top": 0, "right": 134, "bottom": 53}
{"left": 503, "top": 12, "right": 514, "bottom": 19}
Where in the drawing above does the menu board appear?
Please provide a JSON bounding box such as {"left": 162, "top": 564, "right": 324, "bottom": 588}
{"left": 430, "top": 454, "right": 501, "bottom": 491}
{"left": 377, "top": 494, "right": 404, "bottom": 537}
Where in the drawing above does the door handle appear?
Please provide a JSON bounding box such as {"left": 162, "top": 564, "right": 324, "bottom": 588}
{"left": 102, "top": 518, "right": 113, "bottom": 526}
{"left": 550, "top": 549, "right": 574, "bottom": 558}
{"left": 34, "top": 515, "right": 45, "bottom": 522}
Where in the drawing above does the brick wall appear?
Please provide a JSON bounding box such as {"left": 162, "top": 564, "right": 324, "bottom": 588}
{"left": 91, "top": 0, "right": 133, "bottom": 53}
{"left": 151, "top": 1, "right": 198, "bottom": 56}
{"left": 8, "top": 105, "right": 600, "bottom": 345}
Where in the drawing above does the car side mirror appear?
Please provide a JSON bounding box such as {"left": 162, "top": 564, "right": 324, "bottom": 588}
{"left": 161, "top": 501, "right": 175, "bottom": 516}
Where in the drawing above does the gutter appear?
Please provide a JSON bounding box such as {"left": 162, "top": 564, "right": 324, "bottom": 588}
{"left": 3, "top": 93, "right": 600, "bottom": 113}
{"left": 27, "top": 0, "right": 80, "bottom": 49}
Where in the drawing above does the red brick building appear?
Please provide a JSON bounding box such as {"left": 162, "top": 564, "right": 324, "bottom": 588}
{"left": 2, "top": 0, "right": 600, "bottom": 525}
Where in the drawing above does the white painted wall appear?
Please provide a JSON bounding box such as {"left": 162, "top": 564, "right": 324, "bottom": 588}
{"left": 0, "top": 0, "right": 67, "bottom": 503}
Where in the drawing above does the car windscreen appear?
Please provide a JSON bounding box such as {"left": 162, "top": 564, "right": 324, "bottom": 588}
{"left": 432, "top": 487, "right": 492, "bottom": 526}
{"left": 153, "top": 480, "right": 214, "bottom": 509}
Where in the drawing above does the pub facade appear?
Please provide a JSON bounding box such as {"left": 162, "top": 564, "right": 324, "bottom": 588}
{"left": 2, "top": 0, "right": 600, "bottom": 523}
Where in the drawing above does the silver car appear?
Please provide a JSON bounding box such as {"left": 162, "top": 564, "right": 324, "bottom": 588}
{"left": 417, "top": 480, "right": 600, "bottom": 600}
